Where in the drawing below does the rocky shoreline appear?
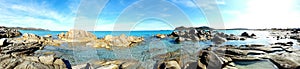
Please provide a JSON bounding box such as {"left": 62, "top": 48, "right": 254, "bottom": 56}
{"left": 1, "top": 26, "right": 300, "bottom": 69}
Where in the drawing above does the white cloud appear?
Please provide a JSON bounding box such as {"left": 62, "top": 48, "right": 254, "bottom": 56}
{"left": 226, "top": 0, "right": 300, "bottom": 29}
{"left": 0, "top": 0, "right": 78, "bottom": 31}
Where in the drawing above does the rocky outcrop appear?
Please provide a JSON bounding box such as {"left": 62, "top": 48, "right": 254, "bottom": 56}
{"left": 170, "top": 26, "right": 212, "bottom": 42}
{"left": 0, "top": 36, "right": 69, "bottom": 69}
{"left": 0, "top": 26, "right": 22, "bottom": 38}
{"left": 58, "top": 29, "right": 97, "bottom": 42}
{"left": 87, "top": 34, "right": 144, "bottom": 48}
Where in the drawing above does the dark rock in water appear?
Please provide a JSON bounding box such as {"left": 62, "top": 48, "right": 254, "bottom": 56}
{"left": 250, "top": 33, "right": 256, "bottom": 37}
{"left": 0, "top": 26, "right": 22, "bottom": 38}
{"left": 241, "top": 32, "right": 250, "bottom": 37}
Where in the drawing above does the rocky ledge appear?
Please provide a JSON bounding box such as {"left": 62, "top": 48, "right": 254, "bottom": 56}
{"left": 0, "top": 29, "right": 69, "bottom": 69}
{"left": 57, "top": 29, "right": 144, "bottom": 49}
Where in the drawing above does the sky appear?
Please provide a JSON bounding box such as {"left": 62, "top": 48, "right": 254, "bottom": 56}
{"left": 1, "top": 0, "right": 300, "bottom": 31}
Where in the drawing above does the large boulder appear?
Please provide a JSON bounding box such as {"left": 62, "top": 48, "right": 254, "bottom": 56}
{"left": 197, "top": 50, "right": 223, "bottom": 69}
{"left": 58, "top": 29, "right": 97, "bottom": 42}
{"left": 211, "top": 35, "right": 227, "bottom": 45}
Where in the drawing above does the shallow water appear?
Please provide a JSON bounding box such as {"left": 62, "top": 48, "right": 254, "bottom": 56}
{"left": 235, "top": 60, "right": 278, "bottom": 69}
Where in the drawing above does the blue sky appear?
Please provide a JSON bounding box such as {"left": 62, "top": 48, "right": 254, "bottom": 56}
{"left": 1, "top": 0, "right": 300, "bottom": 31}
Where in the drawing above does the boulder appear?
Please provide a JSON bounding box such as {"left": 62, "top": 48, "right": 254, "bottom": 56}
{"left": 211, "top": 35, "right": 227, "bottom": 45}
{"left": 198, "top": 50, "right": 223, "bottom": 69}
{"left": 39, "top": 55, "right": 55, "bottom": 65}
{"left": 58, "top": 29, "right": 97, "bottom": 42}
{"left": 158, "top": 61, "right": 181, "bottom": 69}
{"left": 241, "top": 32, "right": 250, "bottom": 37}
{"left": 156, "top": 34, "right": 166, "bottom": 38}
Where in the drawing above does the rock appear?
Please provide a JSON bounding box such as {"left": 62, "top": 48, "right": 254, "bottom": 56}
{"left": 58, "top": 29, "right": 97, "bottom": 42}
{"left": 198, "top": 50, "right": 223, "bottom": 69}
{"left": 44, "top": 34, "right": 52, "bottom": 38}
{"left": 211, "top": 35, "right": 227, "bottom": 45}
{"left": 54, "top": 59, "right": 66, "bottom": 66}
{"left": 158, "top": 61, "right": 181, "bottom": 69}
{"left": 39, "top": 55, "right": 54, "bottom": 65}
{"left": 0, "top": 38, "right": 7, "bottom": 46}
{"left": 241, "top": 32, "right": 250, "bottom": 37}
{"left": 223, "top": 65, "right": 238, "bottom": 69}
{"left": 156, "top": 34, "right": 166, "bottom": 38}
{"left": 104, "top": 35, "right": 113, "bottom": 41}
{"left": 120, "top": 61, "right": 141, "bottom": 69}
{"left": 175, "top": 37, "right": 185, "bottom": 42}
{"left": 0, "top": 27, "right": 22, "bottom": 38}
{"left": 250, "top": 33, "right": 256, "bottom": 37}
{"left": 228, "top": 62, "right": 235, "bottom": 67}
{"left": 269, "top": 53, "right": 300, "bottom": 69}
{"left": 97, "top": 64, "right": 118, "bottom": 69}
{"left": 23, "top": 56, "right": 39, "bottom": 62}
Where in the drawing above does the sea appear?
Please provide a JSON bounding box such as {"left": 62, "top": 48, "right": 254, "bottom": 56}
{"left": 19, "top": 30, "right": 290, "bottom": 69}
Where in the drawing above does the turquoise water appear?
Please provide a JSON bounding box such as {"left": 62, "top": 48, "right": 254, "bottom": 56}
{"left": 20, "top": 30, "right": 173, "bottom": 38}
{"left": 21, "top": 30, "right": 287, "bottom": 68}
